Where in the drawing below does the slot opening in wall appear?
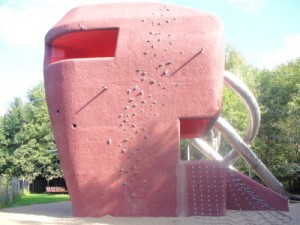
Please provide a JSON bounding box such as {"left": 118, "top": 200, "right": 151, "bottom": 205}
{"left": 179, "top": 117, "right": 217, "bottom": 160}
{"left": 49, "top": 28, "right": 119, "bottom": 64}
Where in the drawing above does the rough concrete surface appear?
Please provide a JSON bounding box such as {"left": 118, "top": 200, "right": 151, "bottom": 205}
{"left": 0, "top": 201, "right": 299, "bottom": 225}
{"left": 44, "top": 2, "right": 224, "bottom": 217}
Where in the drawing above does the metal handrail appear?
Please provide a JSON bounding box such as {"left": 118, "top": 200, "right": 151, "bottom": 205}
{"left": 190, "top": 71, "right": 260, "bottom": 164}
{"left": 223, "top": 71, "right": 261, "bottom": 143}
{"left": 222, "top": 71, "right": 261, "bottom": 164}
{"left": 188, "top": 71, "right": 300, "bottom": 199}
{"left": 215, "top": 117, "right": 293, "bottom": 198}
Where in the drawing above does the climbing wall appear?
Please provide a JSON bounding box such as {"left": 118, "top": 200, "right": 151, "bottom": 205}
{"left": 44, "top": 3, "right": 224, "bottom": 217}
{"left": 44, "top": 4, "right": 295, "bottom": 224}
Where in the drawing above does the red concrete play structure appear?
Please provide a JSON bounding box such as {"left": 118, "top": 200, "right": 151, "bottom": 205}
{"left": 44, "top": 3, "right": 288, "bottom": 217}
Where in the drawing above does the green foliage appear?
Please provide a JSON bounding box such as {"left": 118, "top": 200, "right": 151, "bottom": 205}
{"left": 4, "top": 193, "right": 69, "bottom": 208}
{"left": 254, "top": 59, "right": 300, "bottom": 192}
{"left": 221, "top": 86, "right": 248, "bottom": 136}
{"left": 222, "top": 46, "right": 300, "bottom": 193}
{"left": 225, "top": 45, "right": 258, "bottom": 92}
{"left": 0, "top": 83, "right": 62, "bottom": 183}
{"left": 221, "top": 45, "right": 257, "bottom": 159}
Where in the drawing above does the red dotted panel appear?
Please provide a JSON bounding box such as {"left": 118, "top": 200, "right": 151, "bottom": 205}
{"left": 186, "top": 160, "right": 227, "bottom": 216}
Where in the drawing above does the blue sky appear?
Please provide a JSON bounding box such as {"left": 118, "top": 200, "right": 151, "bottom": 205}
{"left": 0, "top": 0, "right": 299, "bottom": 115}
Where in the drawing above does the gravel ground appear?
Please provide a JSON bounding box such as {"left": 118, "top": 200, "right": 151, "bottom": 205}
{"left": 0, "top": 201, "right": 299, "bottom": 225}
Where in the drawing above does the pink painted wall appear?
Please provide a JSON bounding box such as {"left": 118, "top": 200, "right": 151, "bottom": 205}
{"left": 44, "top": 3, "right": 224, "bottom": 217}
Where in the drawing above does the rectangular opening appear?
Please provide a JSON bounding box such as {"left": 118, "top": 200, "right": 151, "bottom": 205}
{"left": 48, "top": 28, "right": 119, "bottom": 64}
{"left": 179, "top": 117, "right": 217, "bottom": 139}
{"left": 179, "top": 117, "right": 218, "bottom": 160}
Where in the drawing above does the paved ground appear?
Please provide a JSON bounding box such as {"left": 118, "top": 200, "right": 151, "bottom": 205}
{"left": 0, "top": 201, "right": 299, "bottom": 225}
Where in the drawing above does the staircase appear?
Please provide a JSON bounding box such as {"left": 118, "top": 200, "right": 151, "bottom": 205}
{"left": 185, "top": 160, "right": 288, "bottom": 216}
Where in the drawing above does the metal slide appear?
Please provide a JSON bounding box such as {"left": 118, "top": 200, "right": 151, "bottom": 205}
{"left": 190, "top": 71, "right": 300, "bottom": 200}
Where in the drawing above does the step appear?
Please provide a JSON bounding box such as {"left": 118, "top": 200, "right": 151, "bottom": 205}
{"left": 226, "top": 170, "right": 289, "bottom": 211}
{"left": 185, "top": 160, "right": 289, "bottom": 216}
{"left": 185, "top": 160, "right": 227, "bottom": 216}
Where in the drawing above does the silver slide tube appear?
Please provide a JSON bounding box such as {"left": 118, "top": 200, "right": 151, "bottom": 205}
{"left": 215, "top": 117, "right": 291, "bottom": 197}
{"left": 190, "top": 138, "right": 223, "bottom": 161}
{"left": 190, "top": 138, "right": 236, "bottom": 170}
{"left": 223, "top": 71, "right": 261, "bottom": 164}
{"left": 223, "top": 71, "right": 261, "bottom": 142}
{"left": 190, "top": 71, "right": 260, "bottom": 164}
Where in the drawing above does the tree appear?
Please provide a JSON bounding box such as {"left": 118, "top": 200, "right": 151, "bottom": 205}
{"left": 223, "top": 48, "right": 300, "bottom": 192}
{"left": 223, "top": 45, "right": 259, "bottom": 134}
{"left": 220, "top": 46, "right": 258, "bottom": 168}
{"left": 0, "top": 83, "right": 63, "bottom": 182}
{"left": 0, "top": 117, "right": 7, "bottom": 174}
{"left": 254, "top": 59, "right": 300, "bottom": 191}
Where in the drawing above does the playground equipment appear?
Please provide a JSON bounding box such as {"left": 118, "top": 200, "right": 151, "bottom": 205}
{"left": 44, "top": 3, "right": 296, "bottom": 222}
{"left": 191, "top": 71, "right": 300, "bottom": 200}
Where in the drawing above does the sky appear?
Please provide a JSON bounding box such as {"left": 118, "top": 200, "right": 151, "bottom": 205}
{"left": 0, "top": 0, "right": 299, "bottom": 115}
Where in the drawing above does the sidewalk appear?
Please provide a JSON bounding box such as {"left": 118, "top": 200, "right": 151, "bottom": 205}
{"left": 1, "top": 201, "right": 299, "bottom": 225}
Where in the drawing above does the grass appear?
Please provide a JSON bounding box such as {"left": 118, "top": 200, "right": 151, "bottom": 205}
{"left": 4, "top": 193, "right": 70, "bottom": 208}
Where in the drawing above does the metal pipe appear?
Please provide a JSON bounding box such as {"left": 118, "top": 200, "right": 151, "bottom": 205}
{"left": 189, "top": 71, "right": 260, "bottom": 165}
{"left": 45, "top": 149, "right": 58, "bottom": 154}
{"left": 210, "top": 129, "right": 221, "bottom": 152}
{"left": 223, "top": 71, "right": 261, "bottom": 142}
{"left": 215, "top": 117, "right": 291, "bottom": 197}
{"left": 186, "top": 145, "right": 191, "bottom": 161}
{"left": 190, "top": 139, "right": 223, "bottom": 161}
{"left": 223, "top": 148, "right": 241, "bottom": 165}
{"left": 189, "top": 71, "right": 300, "bottom": 199}
{"left": 223, "top": 71, "right": 261, "bottom": 164}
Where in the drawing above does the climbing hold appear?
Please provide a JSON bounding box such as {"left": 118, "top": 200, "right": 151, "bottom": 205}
{"left": 149, "top": 80, "right": 156, "bottom": 85}
{"left": 162, "top": 69, "right": 169, "bottom": 76}
{"left": 137, "top": 90, "right": 144, "bottom": 96}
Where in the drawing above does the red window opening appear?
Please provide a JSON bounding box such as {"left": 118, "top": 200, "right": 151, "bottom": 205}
{"left": 49, "top": 28, "right": 119, "bottom": 64}
{"left": 180, "top": 117, "right": 218, "bottom": 139}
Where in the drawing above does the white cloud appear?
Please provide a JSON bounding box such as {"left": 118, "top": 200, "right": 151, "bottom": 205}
{"left": 0, "top": 0, "right": 158, "bottom": 48}
{"left": 0, "top": 2, "right": 54, "bottom": 48}
{"left": 0, "top": 69, "right": 40, "bottom": 115}
{"left": 0, "top": 0, "right": 159, "bottom": 115}
{"left": 226, "top": 0, "right": 265, "bottom": 12}
{"left": 258, "top": 34, "right": 300, "bottom": 69}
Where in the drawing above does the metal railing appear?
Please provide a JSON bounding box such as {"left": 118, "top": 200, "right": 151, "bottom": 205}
{"left": 189, "top": 71, "right": 300, "bottom": 200}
